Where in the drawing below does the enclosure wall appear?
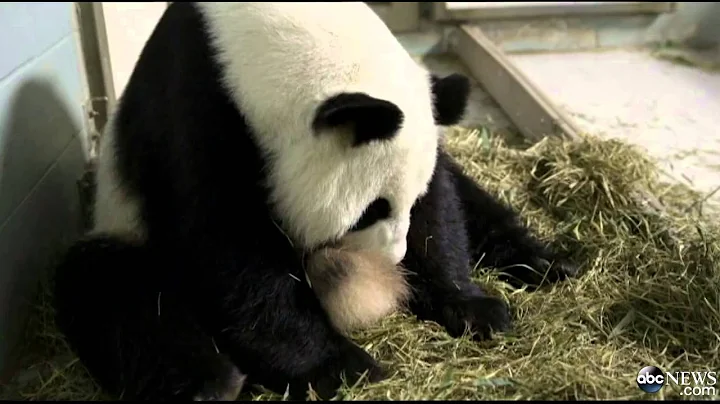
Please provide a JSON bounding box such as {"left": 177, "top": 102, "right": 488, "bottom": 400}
{"left": 101, "top": 2, "right": 167, "bottom": 97}
{"left": 649, "top": 2, "right": 720, "bottom": 48}
{"left": 0, "top": 2, "right": 88, "bottom": 373}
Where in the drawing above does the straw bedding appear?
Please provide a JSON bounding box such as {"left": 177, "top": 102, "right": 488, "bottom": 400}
{"left": 2, "top": 126, "right": 719, "bottom": 401}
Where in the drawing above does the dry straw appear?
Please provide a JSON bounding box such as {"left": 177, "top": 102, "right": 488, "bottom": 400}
{"left": 3, "top": 126, "right": 719, "bottom": 401}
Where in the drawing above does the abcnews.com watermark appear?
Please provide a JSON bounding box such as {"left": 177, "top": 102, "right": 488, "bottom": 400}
{"left": 637, "top": 365, "right": 718, "bottom": 398}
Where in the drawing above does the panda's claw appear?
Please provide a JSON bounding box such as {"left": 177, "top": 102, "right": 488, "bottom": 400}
{"left": 440, "top": 294, "right": 513, "bottom": 341}
{"left": 192, "top": 357, "right": 246, "bottom": 401}
{"left": 497, "top": 249, "right": 581, "bottom": 290}
{"left": 288, "top": 339, "right": 386, "bottom": 400}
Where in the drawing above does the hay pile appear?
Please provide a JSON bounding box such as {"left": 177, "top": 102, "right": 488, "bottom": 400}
{"left": 3, "top": 127, "right": 720, "bottom": 401}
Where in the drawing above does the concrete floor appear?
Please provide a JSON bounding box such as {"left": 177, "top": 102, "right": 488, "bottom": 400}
{"left": 509, "top": 48, "right": 720, "bottom": 203}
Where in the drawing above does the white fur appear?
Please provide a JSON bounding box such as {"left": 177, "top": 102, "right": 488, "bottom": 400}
{"left": 305, "top": 247, "right": 411, "bottom": 334}
{"left": 93, "top": 3, "right": 441, "bottom": 266}
{"left": 92, "top": 113, "right": 146, "bottom": 241}
{"left": 197, "top": 2, "right": 440, "bottom": 263}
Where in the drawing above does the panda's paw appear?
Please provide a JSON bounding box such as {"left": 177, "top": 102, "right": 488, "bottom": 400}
{"left": 441, "top": 295, "right": 512, "bottom": 341}
{"left": 536, "top": 254, "right": 579, "bottom": 281}
{"left": 290, "top": 339, "right": 386, "bottom": 400}
{"left": 192, "top": 356, "right": 246, "bottom": 401}
{"left": 500, "top": 249, "right": 580, "bottom": 290}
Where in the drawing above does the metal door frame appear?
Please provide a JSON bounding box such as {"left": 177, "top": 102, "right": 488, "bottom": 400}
{"left": 74, "top": 2, "right": 115, "bottom": 137}
{"left": 433, "top": 2, "right": 676, "bottom": 22}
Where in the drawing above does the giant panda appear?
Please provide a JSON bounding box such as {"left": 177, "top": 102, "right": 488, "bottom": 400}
{"left": 52, "top": 2, "right": 579, "bottom": 401}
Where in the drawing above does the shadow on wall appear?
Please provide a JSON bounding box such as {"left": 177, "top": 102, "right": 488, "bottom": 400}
{"left": 648, "top": 2, "right": 720, "bottom": 49}
{"left": 0, "top": 78, "right": 85, "bottom": 375}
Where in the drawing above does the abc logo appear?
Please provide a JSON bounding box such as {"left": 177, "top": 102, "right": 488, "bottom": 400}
{"left": 637, "top": 366, "right": 665, "bottom": 393}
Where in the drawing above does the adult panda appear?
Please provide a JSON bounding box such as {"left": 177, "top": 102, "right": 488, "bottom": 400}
{"left": 52, "top": 2, "right": 578, "bottom": 401}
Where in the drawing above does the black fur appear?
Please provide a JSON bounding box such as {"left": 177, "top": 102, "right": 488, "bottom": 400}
{"left": 52, "top": 2, "right": 578, "bottom": 402}
{"left": 53, "top": 236, "right": 246, "bottom": 401}
{"left": 430, "top": 73, "right": 471, "bottom": 126}
{"left": 313, "top": 93, "right": 404, "bottom": 147}
{"left": 401, "top": 149, "right": 578, "bottom": 342}
{"left": 55, "top": 3, "right": 385, "bottom": 401}
{"left": 350, "top": 197, "right": 391, "bottom": 232}
{"left": 444, "top": 156, "right": 578, "bottom": 288}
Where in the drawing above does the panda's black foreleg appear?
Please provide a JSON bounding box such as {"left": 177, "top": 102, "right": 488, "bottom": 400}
{"left": 402, "top": 154, "right": 512, "bottom": 341}
{"left": 203, "top": 245, "right": 386, "bottom": 401}
{"left": 53, "top": 235, "right": 245, "bottom": 401}
{"left": 442, "top": 150, "right": 579, "bottom": 289}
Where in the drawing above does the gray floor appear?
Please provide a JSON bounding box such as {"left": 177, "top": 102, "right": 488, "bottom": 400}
{"left": 398, "top": 20, "right": 720, "bottom": 207}
{"left": 509, "top": 48, "right": 720, "bottom": 204}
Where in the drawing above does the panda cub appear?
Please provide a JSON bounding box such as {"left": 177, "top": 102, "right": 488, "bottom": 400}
{"left": 52, "top": 2, "right": 579, "bottom": 401}
{"left": 305, "top": 246, "right": 411, "bottom": 335}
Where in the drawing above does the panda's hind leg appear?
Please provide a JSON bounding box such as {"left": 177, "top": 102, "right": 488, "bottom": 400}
{"left": 443, "top": 150, "right": 579, "bottom": 288}
{"left": 52, "top": 235, "right": 246, "bottom": 401}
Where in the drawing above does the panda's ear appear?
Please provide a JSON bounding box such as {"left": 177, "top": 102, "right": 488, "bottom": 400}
{"left": 431, "top": 73, "right": 471, "bottom": 126}
{"left": 312, "top": 92, "right": 404, "bottom": 147}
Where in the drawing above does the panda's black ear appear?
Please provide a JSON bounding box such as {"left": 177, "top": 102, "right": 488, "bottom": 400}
{"left": 312, "top": 92, "right": 404, "bottom": 147}
{"left": 431, "top": 73, "right": 471, "bottom": 126}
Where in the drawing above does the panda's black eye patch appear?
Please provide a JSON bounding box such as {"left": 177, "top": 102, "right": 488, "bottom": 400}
{"left": 350, "top": 198, "right": 391, "bottom": 232}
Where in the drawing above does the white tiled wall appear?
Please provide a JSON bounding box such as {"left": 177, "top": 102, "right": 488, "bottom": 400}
{"left": 0, "top": 2, "right": 88, "bottom": 372}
